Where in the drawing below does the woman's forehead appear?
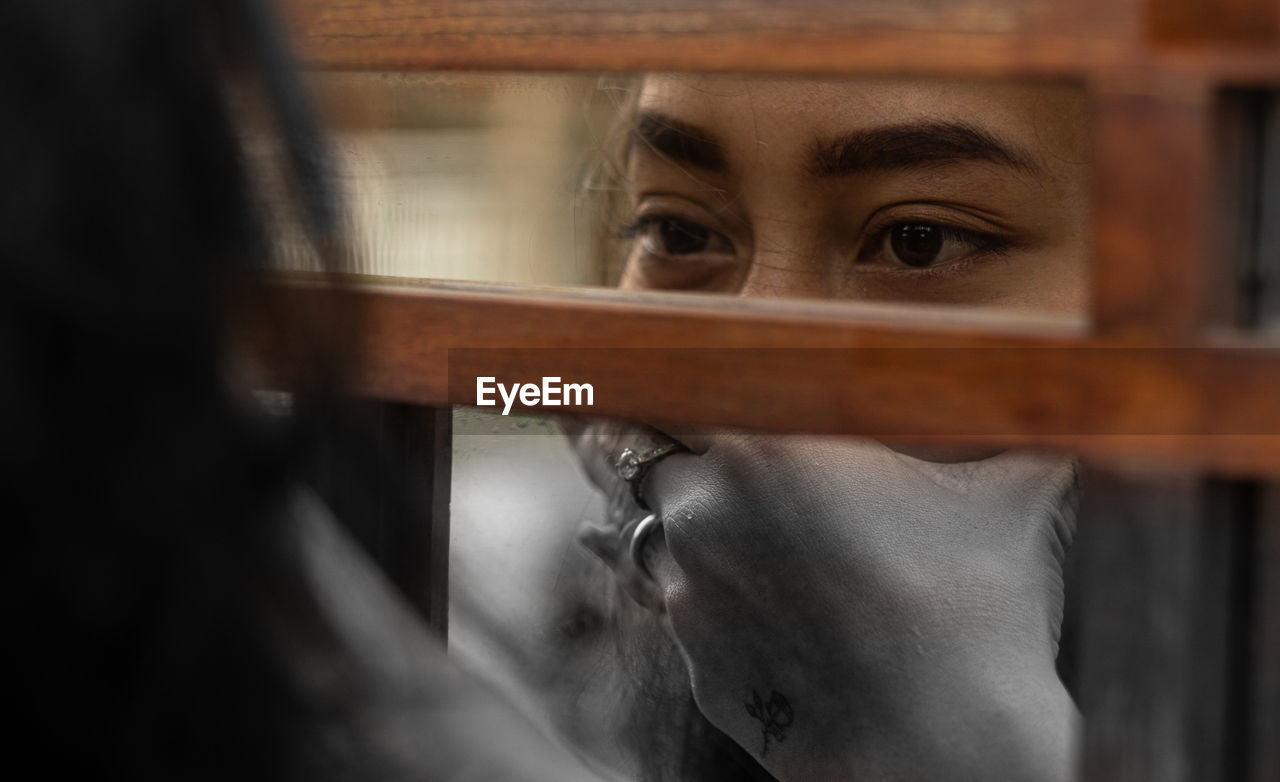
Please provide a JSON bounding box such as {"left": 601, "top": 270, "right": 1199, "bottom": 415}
{"left": 634, "top": 75, "right": 1088, "bottom": 166}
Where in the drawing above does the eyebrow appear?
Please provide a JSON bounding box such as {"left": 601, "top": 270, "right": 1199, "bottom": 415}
{"left": 630, "top": 111, "right": 728, "bottom": 173}
{"left": 807, "top": 121, "right": 1041, "bottom": 178}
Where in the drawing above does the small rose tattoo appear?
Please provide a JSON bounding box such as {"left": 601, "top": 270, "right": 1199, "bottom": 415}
{"left": 744, "top": 688, "right": 793, "bottom": 757}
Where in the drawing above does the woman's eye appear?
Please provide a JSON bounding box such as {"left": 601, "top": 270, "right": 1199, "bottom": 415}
{"left": 874, "top": 222, "right": 1003, "bottom": 269}
{"left": 624, "top": 216, "right": 733, "bottom": 258}
{"left": 650, "top": 217, "right": 709, "bottom": 255}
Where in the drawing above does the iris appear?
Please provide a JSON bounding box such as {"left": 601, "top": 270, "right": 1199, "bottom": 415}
{"left": 889, "top": 224, "right": 944, "bottom": 267}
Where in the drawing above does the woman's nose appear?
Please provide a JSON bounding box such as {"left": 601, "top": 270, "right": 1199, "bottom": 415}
{"left": 737, "top": 245, "right": 837, "bottom": 300}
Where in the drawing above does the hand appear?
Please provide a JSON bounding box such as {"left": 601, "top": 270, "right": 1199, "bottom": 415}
{"left": 641, "top": 434, "right": 1079, "bottom": 781}
{"left": 558, "top": 417, "right": 681, "bottom": 610}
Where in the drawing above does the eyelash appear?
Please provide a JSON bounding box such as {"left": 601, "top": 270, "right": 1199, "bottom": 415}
{"left": 616, "top": 214, "right": 700, "bottom": 241}
{"left": 615, "top": 214, "right": 736, "bottom": 258}
{"left": 614, "top": 215, "right": 658, "bottom": 242}
{"left": 620, "top": 212, "right": 1010, "bottom": 271}
{"left": 859, "top": 221, "right": 1011, "bottom": 270}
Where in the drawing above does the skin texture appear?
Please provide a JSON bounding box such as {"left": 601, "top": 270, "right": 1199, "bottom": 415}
{"left": 571, "top": 76, "right": 1092, "bottom": 780}
{"left": 642, "top": 436, "right": 1079, "bottom": 781}
{"left": 619, "top": 76, "right": 1090, "bottom": 311}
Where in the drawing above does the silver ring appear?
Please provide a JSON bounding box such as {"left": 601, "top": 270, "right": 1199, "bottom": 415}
{"left": 628, "top": 512, "right": 662, "bottom": 581}
{"left": 615, "top": 440, "right": 684, "bottom": 508}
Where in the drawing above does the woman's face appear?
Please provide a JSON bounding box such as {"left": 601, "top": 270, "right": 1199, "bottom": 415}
{"left": 619, "top": 76, "right": 1090, "bottom": 311}
{"left": 593, "top": 79, "right": 1091, "bottom": 782}
{"left": 494, "top": 77, "right": 1094, "bottom": 782}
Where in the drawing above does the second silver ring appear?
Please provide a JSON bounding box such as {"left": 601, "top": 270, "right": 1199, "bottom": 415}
{"left": 614, "top": 440, "right": 685, "bottom": 509}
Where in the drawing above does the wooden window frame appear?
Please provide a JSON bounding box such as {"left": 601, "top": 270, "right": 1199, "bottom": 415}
{"left": 261, "top": 3, "right": 1280, "bottom": 780}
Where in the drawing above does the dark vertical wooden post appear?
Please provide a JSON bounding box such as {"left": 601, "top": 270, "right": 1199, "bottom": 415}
{"left": 1074, "top": 469, "right": 1252, "bottom": 782}
{"left": 1079, "top": 20, "right": 1269, "bottom": 773}
{"left": 427, "top": 406, "right": 452, "bottom": 641}
{"left": 1252, "top": 487, "right": 1280, "bottom": 782}
{"left": 1242, "top": 91, "right": 1280, "bottom": 326}
{"left": 308, "top": 401, "right": 450, "bottom": 639}
{"left": 372, "top": 402, "right": 450, "bottom": 640}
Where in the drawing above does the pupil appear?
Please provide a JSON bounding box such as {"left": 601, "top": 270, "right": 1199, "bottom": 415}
{"left": 658, "top": 218, "right": 710, "bottom": 255}
{"left": 889, "top": 224, "right": 942, "bottom": 267}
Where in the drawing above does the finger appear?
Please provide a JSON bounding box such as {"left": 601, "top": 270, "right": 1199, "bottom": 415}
{"left": 566, "top": 420, "right": 696, "bottom": 495}
{"left": 559, "top": 419, "right": 647, "bottom": 494}
{"left": 640, "top": 525, "right": 679, "bottom": 612}
{"left": 638, "top": 450, "right": 704, "bottom": 518}
{"left": 650, "top": 424, "right": 727, "bottom": 455}
{"left": 971, "top": 448, "right": 1078, "bottom": 496}
{"left": 555, "top": 418, "right": 618, "bottom": 491}
{"left": 619, "top": 514, "right": 670, "bottom": 611}
{"left": 877, "top": 436, "right": 1007, "bottom": 463}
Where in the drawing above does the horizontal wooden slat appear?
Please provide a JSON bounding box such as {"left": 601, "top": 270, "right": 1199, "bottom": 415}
{"left": 251, "top": 278, "right": 1280, "bottom": 478}
{"left": 278, "top": 0, "right": 1280, "bottom": 82}
{"left": 1146, "top": 0, "right": 1279, "bottom": 45}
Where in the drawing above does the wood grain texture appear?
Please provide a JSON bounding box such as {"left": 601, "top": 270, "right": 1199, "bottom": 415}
{"left": 257, "top": 7, "right": 1280, "bottom": 774}
{"left": 1091, "top": 77, "right": 1220, "bottom": 340}
{"left": 276, "top": 0, "right": 1280, "bottom": 81}
{"left": 1145, "top": 0, "right": 1279, "bottom": 45}
{"left": 250, "top": 278, "right": 1280, "bottom": 478}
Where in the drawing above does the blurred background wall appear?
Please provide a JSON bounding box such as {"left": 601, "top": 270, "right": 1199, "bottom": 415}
{"left": 304, "top": 72, "right": 624, "bottom": 285}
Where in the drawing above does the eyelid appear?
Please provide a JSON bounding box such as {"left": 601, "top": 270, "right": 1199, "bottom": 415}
{"left": 858, "top": 200, "right": 1017, "bottom": 240}
{"left": 622, "top": 196, "right": 739, "bottom": 253}
{"left": 859, "top": 202, "right": 1022, "bottom": 257}
{"left": 630, "top": 193, "right": 729, "bottom": 225}
{"left": 620, "top": 214, "right": 737, "bottom": 260}
{"left": 855, "top": 215, "right": 1015, "bottom": 275}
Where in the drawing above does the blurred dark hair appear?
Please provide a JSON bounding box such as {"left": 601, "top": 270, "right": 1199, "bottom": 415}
{"left": 0, "top": 0, "right": 368, "bottom": 778}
